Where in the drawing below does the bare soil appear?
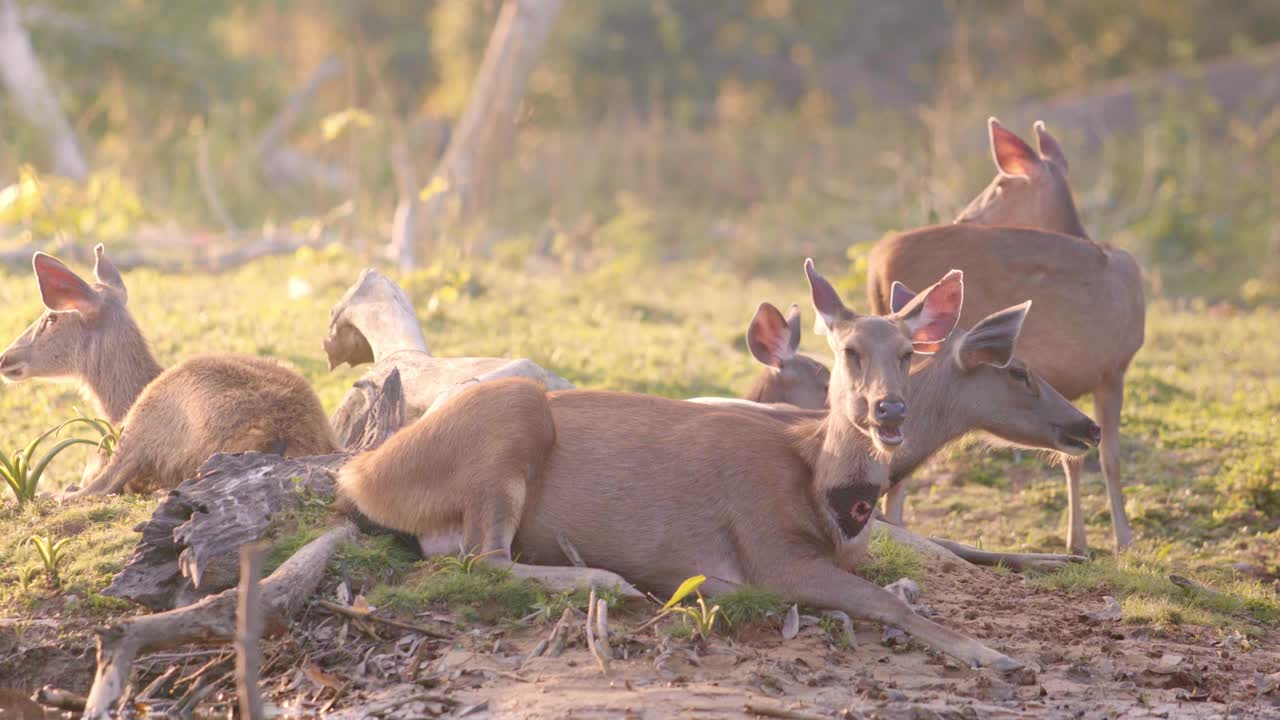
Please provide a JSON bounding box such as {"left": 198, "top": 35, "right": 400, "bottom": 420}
{"left": 7, "top": 560, "right": 1277, "bottom": 719}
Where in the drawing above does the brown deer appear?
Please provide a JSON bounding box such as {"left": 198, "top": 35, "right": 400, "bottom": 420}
{"left": 703, "top": 295, "right": 1101, "bottom": 572}
{"left": 339, "top": 262, "right": 1032, "bottom": 670}
{"left": 687, "top": 302, "right": 830, "bottom": 410}
{"left": 868, "top": 119, "right": 1144, "bottom": 554}
{"left": 0, "top": 245, "right": 338, "bottom": 496}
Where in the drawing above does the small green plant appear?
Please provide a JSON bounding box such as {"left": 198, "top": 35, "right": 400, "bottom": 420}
{"left": 1, "top": 423, "right": 100, "bottom": 504}
{"left": 16, "top": 566, "right": 40, "bottom": 591}
{"left": 818, "top": 614, "right": 853, "bottom": 649}
{"left": 436, "top": 548, "right": 503, "bottom": 576}
{"left": 650, "top": 575, "right": 725, "bottom": 639}
{"left": 27, "top": 535, "right": 72, "bottom": 588}
{"left": 715, "top": 587, "right": 784, "bottom": 629}
{"left": 58, "top": 409, "right": 122, "bottom": 459}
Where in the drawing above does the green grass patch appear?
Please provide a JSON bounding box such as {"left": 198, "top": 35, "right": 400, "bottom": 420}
{"left": 0, "top": 495, "right": 156, "bottom": 615}
{"left": 368, "top": 557, "right": 545, "bottom": 625}
{"left": 1029, "top": 555, "right": 1280, "bottom": 633}
{"left": 858, "top": 527, "right": 925, "bottom": 586}
{"left": 715, "top": 587, "right": 784, "bottom": 629}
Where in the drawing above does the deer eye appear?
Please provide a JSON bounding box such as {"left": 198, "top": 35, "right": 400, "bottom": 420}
{"left": 844, "top": 348, "right": 860, "bottom": 365}
{"left": 1009, "top": 366, "right": 1030, "bottom": 385}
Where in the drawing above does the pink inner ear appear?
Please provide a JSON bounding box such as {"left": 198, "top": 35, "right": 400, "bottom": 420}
{"left": 991, "top": 122, "right": 1041, "bottom": 178}
{"left": 911, "top": 274, "right": 963, "bottom": 345}
{"left": 34, "top": 254, "right": 97, "bottom": 314}
{"left": 748, "top": 304, "right": 793, "bottom": 367}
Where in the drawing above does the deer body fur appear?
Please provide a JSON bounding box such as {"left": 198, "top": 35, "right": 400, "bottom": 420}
{"left": 0, "top": 246, "right": 337, "bottom": 496}
{"left": 867, "top": 120, "right": 1145, "bottom": 553}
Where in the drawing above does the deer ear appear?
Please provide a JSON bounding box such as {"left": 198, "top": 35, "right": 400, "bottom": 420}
{"left": 784, "top": 303, "right": 802, "bottom": 353}
{"left": 93, "top": 243, "right": 127, "bottom": 302}
{"left": 989, "top": 117, "right": 1040, "bottom": 178}
{"left": 1033, "top": 120, "right": 1068, "bottom": 174}
{"left": 889, "top": 281, "right": 917, "bottom": 314}
{"left": 894, "top": 269, "right": 963, "bottom": 351}
{"left": 805, "top": 258, "right": 847, "bottom": 335}
{"left": 33, "top": 252, "right": 101, "bottom": 316}
{"left": 957, "top": 301, "right": 1031, "bottom": 371}
{"left": 748, "top": 302, "right": 795, "bottom": 368}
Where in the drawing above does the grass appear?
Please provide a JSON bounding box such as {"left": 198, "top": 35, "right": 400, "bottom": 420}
{"left": 715, "top": 587, "right": 785, "bottom": 629}
{"left": 859, "top": 527, "right": 926, "bottom": 586}
{"left": 368, "top": 556, "right": 545, "bottom": 625}
{"left": 1028, "top": 553, "right": 1280, "bottom": 634}
{"left": 0, "top": 494, "right": 156, "bottom": 615}
{"left": 0, "top": 250, "right": 1276, "bottom": 632}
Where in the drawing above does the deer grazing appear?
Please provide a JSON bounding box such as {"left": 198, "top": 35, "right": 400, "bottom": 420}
{"left": 0, "top": 245, "right": 338, "bottom": 496}
{"left": 701, "top": 291, "right": 1101, "bottom": 571}
{"left": 339, "top": 261, "right": 1033, "bottom": 670}
{"left": 868, "top": 118, "right": 1145, "bottom": 554}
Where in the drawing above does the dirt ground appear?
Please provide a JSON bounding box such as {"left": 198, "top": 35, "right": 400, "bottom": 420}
{"left": 6, "top": 556, "right": 1276, "bottom": 720}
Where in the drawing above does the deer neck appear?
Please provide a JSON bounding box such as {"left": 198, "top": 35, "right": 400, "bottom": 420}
{"left": 888, "top": 356, "right": 970, "bottom": 484}
{"left": 81, "top": 318, "right": 163, "bottom": 424}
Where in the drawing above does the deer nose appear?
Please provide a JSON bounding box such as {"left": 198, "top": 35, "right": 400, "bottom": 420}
{"left": 874, "top": 397, "right": 906, "bottom": 424}
{"left": 1086, "top": 421, "right": 1102, "bottom": 446}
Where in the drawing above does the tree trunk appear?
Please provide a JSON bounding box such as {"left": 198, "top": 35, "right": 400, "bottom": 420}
{"left": 393, "top": 0, "right": 563, "bottom": 270}
{"left": 0, "top": 0, "right": 88, "bottom": 180}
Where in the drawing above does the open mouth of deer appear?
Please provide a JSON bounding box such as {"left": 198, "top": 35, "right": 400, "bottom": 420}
{"left": 1056, "top": 423, "right": 1102, "bottom": 454}
{"left": 874, "top": 420, "right": 904, "bottom": 447}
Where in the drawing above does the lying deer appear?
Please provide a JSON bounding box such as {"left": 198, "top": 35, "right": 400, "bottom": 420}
{"left": 686, "top": 302, "right": 830, "bottom": 410}
{"left": 339, "top": 262, "right": 1029, "bottom": 670}
{"left": 867, "top": 119, "right": 1145, "bottom": 554}
{"left": 701, "top": 292, "right": 1101, "bottom": 571}
{"left": 325, "top": 268, "right": 572, "bottom": 427}
{"left": 0, "top": 245, "right": 338, "bottom": 495}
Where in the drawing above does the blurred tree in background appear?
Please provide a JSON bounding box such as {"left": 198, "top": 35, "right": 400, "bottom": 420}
{"left": 0, "top": 0, "right": 1278, "bottom": 299}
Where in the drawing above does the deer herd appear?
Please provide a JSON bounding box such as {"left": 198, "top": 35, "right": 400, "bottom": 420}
{"left": 0, "top": 120, "right": 1144, "bottom": 672}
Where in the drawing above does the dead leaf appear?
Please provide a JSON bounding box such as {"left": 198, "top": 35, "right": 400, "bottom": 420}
{"left": 782, "top": 604, "right": 800, "bottom": 640}
{"left": 304, "top": 664, "right": 344, "bottom": 690}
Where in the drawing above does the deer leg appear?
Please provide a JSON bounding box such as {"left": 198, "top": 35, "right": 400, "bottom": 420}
{"left": 882, "top": 480, "right": 908, "bottom": 526}
{"left": 926, "top": 537, "right": 1087, "bottom": 572}
{"left": 450, "top": 477, "right": 644, "bottom": 600}
{"left": 1063, "top": 456, "right": 1087, "bottom": 555}
{"left": 66, "top": 442, "right": 145, "bottom": 498}
{"left": 1094, "top": 376, "right": 1132, "bottom": 551}
{"left": 782, "top": 559, "right": 1022, "bottom": 671}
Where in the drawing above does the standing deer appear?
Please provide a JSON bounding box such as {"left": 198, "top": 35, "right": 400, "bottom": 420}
{"left": 868, "top": 118, "right": 1144, "bottom": 554}
{"left": 0, "top": 245, "right": 338, "bottom": 495}
{"left": 701, "top": 295, "right": 1101, "bottom": 572}
{"left": 339, "top": 262, "right": 1030, "bottom": 670}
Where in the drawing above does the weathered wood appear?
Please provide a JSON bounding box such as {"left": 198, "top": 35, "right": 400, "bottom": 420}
{"left": 326, "top": 270, "right": 573, "bottom": 432}
{"left": 235, "top": 544, "right": 267, "bottom": 720}
{"left": 83, "top": 524, "right": 355, "bottom": 720}
{"left": 105, "top": 369, "right": 404, "bottom": 610}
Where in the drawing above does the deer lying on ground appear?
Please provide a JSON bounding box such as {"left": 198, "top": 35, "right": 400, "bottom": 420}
{"left": 0, "top": 246, "right": 337, "bottom": 495}
{"left": 867, "top": 119, "right": 1145, "bottom": 554}
{"left": 685, "top": 302, "right": 830, "bottom": 410}
{"left": 699, "top": 292, "right": 1101, "bottom": 571}
{"left": 325, "top": 268, "right": 572, "bottom": 427}
{"left": 339, "top": 261, "right": 1030, "bottom": 670}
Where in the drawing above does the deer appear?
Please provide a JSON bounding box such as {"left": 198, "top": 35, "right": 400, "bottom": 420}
{"left": 338, "top": 261, "right": 1036, "bottom": 671}
{"left": 0, "top": 245, "right": 338, "bottom": 496}
{"left": 685, "top": 302, "right": 831, "bottom": 410}
{"left": 699, "top": 290, "right": 1101, "bottom": 572}
{"left": 867, "top": 118, "right": 1145, "bottom": 555}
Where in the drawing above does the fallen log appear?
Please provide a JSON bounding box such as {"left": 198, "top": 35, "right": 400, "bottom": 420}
{"left": 83, "top": 523, "right": 356, "bottom": 720}
{"left": 325, "top": 269, "right": 573, "bottom": 433}
{"left": 104, "top": 369, "right": 404, "bottom": 611}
